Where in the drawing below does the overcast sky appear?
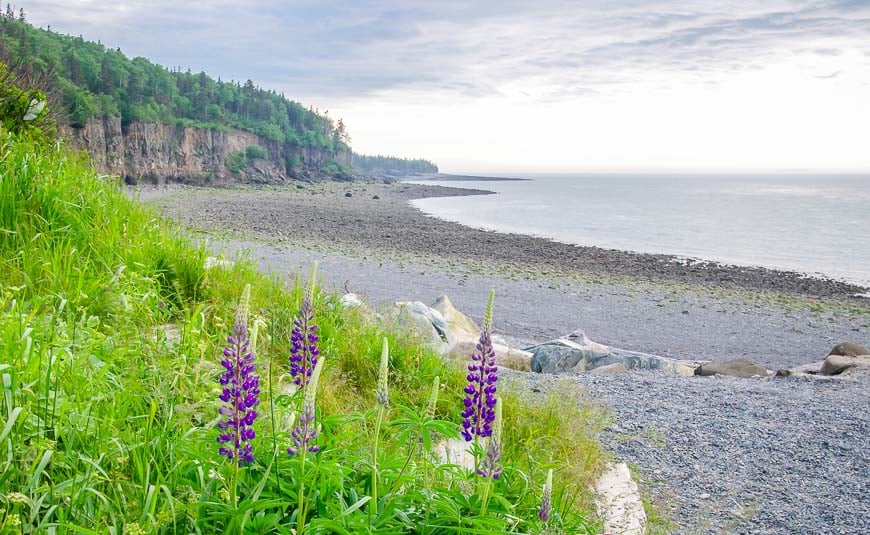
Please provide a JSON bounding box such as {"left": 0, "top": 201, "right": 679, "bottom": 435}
{"left": 23, "top": 0, "right": 870, "bottom": 173}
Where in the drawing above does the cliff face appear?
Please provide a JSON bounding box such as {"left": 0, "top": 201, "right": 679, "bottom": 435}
{"left": 62, "top": 116, "right": 350, "bottom": 184}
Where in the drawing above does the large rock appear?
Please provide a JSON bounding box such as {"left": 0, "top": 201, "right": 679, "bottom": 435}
{"left": 526, "top": 330, "right": 697, "bottom": 376}
{"left": 431, "top": 295, "right": 480, "bottom": 348}
{"left": 591, "top": 363, "right": 629, "bottom": 374}
{"left": 447, "top": 340, "right": 533, "bottom": 372}
{"left": 827, "top": 342, "right": 870, "bottom": 358}
{"left": 694, "top": 359, "right": 768, "bottom": 378}
{"left": 393, "top": 301, "right": 450, "bottom": 352}
{"left": 820, "top": 354, "right": 870, "bottom": 375}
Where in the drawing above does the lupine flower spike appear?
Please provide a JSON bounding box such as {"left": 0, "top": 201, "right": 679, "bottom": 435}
{"left": 477, "top": 398, "right": 503, "bottom": 479}
{"left": 288, "top": 357, "right": 325, "bottom": 455}
{"left": 376, "top": 337, "right": 390, "bottom": 407}
{"left": 461, "top": 289, "right": 498, "bottom": 441}
{"left": 425, "top": 375, "right": 440, "bottom": 419}
{"left": 217, "top": 284, "right": 261, "bottom": 465}
{"left": 539, "top": 468, "right": 553, "bottom": 522}
{"left": 290, "top": 262, "right": 320, "bottom": 389}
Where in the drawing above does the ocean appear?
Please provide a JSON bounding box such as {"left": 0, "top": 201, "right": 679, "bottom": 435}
{"left": 409, "top": 173, "right": 870, "bottom": 288}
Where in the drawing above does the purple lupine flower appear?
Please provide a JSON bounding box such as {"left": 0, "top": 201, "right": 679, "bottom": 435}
{"left": 288, "top": 357, "right": 324, "bottom": 455}
{"left": 539, "top": 469, "right": 553, "bottom": 522}
{"left": 217, "top": 285, "right": 260, "bottom": 466}
{"left": 461, "top": 290, "right": 497, "bottom": 442}
{"left": 476, "top": 398, "right": 503, "bottom": 479}
{"left": 290, "top": 263, "right": 319, "bottom": 389}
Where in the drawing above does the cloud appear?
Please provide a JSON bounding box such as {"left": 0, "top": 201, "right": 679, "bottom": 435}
{"left": 20, "top": 0, "right": 870, "bottom": 104}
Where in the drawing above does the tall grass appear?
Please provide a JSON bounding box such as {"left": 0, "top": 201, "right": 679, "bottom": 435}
{"left": 0, "top": 130, "right": 606, "bottom": 532}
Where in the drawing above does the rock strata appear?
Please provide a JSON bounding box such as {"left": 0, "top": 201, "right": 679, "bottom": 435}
{"left": 62, "top": 117, "right": 349, "bottom": 184}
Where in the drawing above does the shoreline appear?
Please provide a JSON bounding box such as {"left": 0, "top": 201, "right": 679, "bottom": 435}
{"left": 142, "top": 181, "right": 869, "bottom": 299}
{"left": 142, "top": 182, "right": 869, "bottom": 369}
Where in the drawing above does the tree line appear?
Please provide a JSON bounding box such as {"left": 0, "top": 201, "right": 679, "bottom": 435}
{"left": 351, "top": 153, "right": 438, "bottom": 174}
{"left": 0, "top": 8, "right": 349, "bottom": 153}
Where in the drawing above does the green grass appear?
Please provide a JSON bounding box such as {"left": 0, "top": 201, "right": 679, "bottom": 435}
{"left": 0, "top": 130, "right": 607, "bottom": 532}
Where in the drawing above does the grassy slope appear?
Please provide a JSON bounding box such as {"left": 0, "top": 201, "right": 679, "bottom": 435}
{"left": 0, "top": 132, "right": 606, "bottom": 532}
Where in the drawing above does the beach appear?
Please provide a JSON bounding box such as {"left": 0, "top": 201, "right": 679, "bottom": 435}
{"left": 143, "top": 181, "right": 869, "bottom": 370}
{"left": 141, "top": 181, "right": 870, "bottom": 533}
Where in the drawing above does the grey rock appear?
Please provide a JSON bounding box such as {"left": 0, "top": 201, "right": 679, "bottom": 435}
{"left": 339, "top": 293, "right": 363, "bottom": 309}
{"left": 827, "top": 341, "right": 870, "bottom": 357}
{"left": 820, "top": 354, "right": 870, "bottom": 375}
{"left": 694, "top": 359, "right": 768, "bottom": 378}
{"left": 344, "top": 191, "right": 353, "bottom": 197}
{"left": 526, "top": 329, "right": 697, "bottom": 375}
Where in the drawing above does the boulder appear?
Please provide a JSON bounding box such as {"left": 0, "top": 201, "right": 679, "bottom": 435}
{"left": 694, "top": 359, "right": 768, "bottom": 378}
{"left": 820, "top": 354, "right": 870, "bottom": 375}
{"left": 590, "top": 363, "right": 629, "bottom": 374}
{"left": 527, "top": 330, "right": 697, "bottom": 376}
{"left": 339, "top": 293, "right": 364, "bottom": 309}
{"left": 827, "top": 341, "right": 870, "bottom": 358}
{"left": 392, "top": 301, "right": 450, "bottom": 353}
{"left": 431, "top": 295, "right": 480, "bottom": 348}
{"left": 447, "top": 339, "right": 532, "bottom": 372}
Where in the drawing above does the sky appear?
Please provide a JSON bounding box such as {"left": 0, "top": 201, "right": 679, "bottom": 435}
{"left": 22, "top": 0, "right": 870, "bottom": 173}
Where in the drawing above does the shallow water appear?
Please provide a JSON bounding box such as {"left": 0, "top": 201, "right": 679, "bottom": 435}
{"left": 410, "top": 173, "right": 870, "bottom": 287}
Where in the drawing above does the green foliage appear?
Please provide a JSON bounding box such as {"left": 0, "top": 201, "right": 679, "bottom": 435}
{"left": 322, "top": 159, "right": 348, "bottom": 176}
{"left": 0, "top": 62, "right": 55, "bottom": 139}
{"left": 0, "top": 17, "right": 350, "bottom": 153}
{"left": 245, "top": 144, "right": 268, "bottom": 160}
{"left": 353, "top": 152, "right": 438, "bottom": 174}
{"left": 225, "top": 151, "right": 247, "bottom": 174}
{"left": 0, "top": 131, "right": 606, "bottom": 532}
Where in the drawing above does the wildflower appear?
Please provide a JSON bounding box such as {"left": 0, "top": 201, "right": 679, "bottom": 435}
{"left": 217, "top": 285, "right": 260, "bottom": 466}
{"left": 461, "top": 290, "right": 498, "bottom": 441}
{"left": 125, "top": 522, "right": 145, "bottom": 535}
{"left": 425, "top": 375, "right": 440, "bottom": 419}
{"left": 376, "top": 337, "right": 390, "bottom": 407}
{"left": 539, "top": 468, "right": 553, "bottom": 522}
{"left": 290, "top": 263, "right": 320, "bottom": 388}
{"left": 5, "top": 492, "right": 28, "bottom": 505}
{"left": 288, "top": 357, "right": 324, "bottom": 455}
{"left": 476, "top": 398, "right": 503, "bottom": 480}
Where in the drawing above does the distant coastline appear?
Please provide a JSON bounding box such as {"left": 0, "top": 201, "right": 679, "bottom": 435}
{"left": 414, "top": 173, "right": 530, "bottom": 182}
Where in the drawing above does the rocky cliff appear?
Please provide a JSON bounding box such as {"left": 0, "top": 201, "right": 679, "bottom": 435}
{"left": 61, "top": 116, "right": 351, "bottom": 185}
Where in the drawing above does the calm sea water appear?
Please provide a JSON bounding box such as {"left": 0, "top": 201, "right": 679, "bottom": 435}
{"left": 409, "top": 173, "right": 870, "bottom": 288}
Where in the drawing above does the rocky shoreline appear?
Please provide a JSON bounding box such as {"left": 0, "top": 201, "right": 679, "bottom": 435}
{"left": 142, "top": 181, "right": 869, "bottom": 299}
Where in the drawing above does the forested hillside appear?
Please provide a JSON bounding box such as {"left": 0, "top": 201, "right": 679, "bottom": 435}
{"left": 352, "top": 153, "right": 438, "bottom": 175}
{"left": 0, "top": 11, "right": 348, "bottom": 153}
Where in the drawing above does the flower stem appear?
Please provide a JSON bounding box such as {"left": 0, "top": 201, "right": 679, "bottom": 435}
{"left": 370, "top": 404, "right": 385, "bottom": 524}
{"left": 479, "top": 478, "right": 493, "bottom": 516}
{"left": 298, "top": 448, "right": 307, "bottom": 534}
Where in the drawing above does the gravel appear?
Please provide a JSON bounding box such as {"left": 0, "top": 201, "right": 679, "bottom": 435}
{"left": 503, "top": 368, "right": 870, "bottom": 534}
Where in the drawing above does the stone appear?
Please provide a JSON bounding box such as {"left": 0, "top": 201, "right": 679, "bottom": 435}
{"left": 591, "top": 363, "right": 629, "bottom": 374}
{"left": 694, "top": 359, "right": 768, "bottom": 378}
{"left": 430, "top": 294, "right": 480, "bottom": 348}
{"left": 344, "top": 191, "right": 353, "bottom": 197}
{"left": 593, "top": 463, "right": 646, "bottom": 535}
{"left": 527, "top": 329, "right": 699, "bottom": 376}
{"left": 372, "top": 194, "right": 380, "bottom": 199}
{"left": 820, "top": 354, "right": 870, "bottom": 375}
{"left": 204, "top": 256, "right": 234, "bottom": 270}
{"left": 339, "top": 293, "right": 363, "bottom": 309}
{"left": 447, "top": 340, "right": 533, "bottom": 372}
{"left": 827, "top": 341, "right": 870, "bottom": 358}
{"left": 393, "top": 301, "right": 450, "bottom": 353}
